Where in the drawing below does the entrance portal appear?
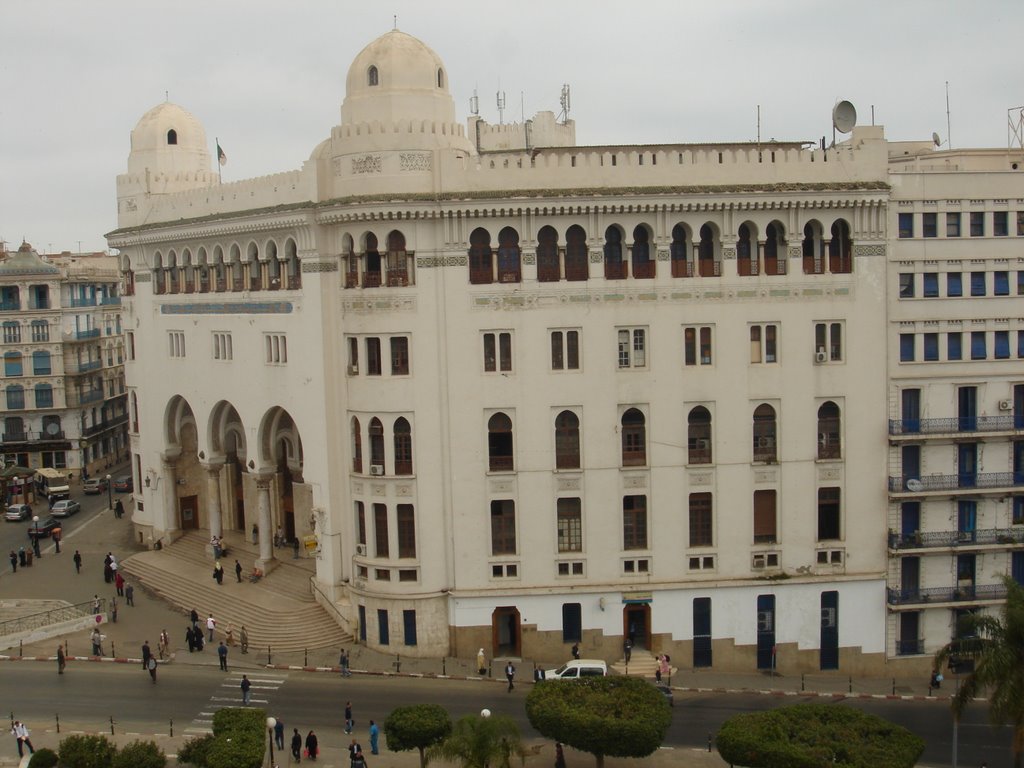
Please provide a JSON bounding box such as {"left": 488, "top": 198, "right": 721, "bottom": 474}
{"left": 179, "top": 494, "right": 198, "bottom": 529}
{"left": 623, "top": 603, "right": 652, "bottom": 651}
{"left": 491, "top": 606, "right": 521, "bottom": 657}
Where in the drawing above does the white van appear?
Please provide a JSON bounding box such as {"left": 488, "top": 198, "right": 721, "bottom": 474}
{"left": 544, "top": 659, "right": 608, "bottom": 679}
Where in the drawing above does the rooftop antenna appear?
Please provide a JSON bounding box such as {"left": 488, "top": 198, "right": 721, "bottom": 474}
{"left": 469, "top": 88, "right": 479, "bottom": 116}
{"left": 932, "top": 132, "right": 942, "bottom": 148}
{"left": 496, "top": 88, "right": 506, "bottom": 125}
{"left": 520, "top": 91, "right": 525, "bottom": 123}
{"left": 1009, "top": 106, "right": 1024, "bottom": 150}
{"left": 393, "top": 14, "right": 397, "bottom": 30}
{"left": 945, "top": 81, "right": 952, "bottom": 150}
{"left": 558, "top": 84, "right": 571, "bottom": 124}
{"left": 756, "top": 104, "right": 761, "bottom": 148}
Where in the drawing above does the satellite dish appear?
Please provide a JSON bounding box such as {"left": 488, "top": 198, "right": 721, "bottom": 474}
{"left": 832, "top": 100, "right": 857, "bottom": 134}
{"left": 932, "top": 132, "right": 942, "bottom": 147}
{"left": 906, "top": 478, "right": 924, "bottom": 492}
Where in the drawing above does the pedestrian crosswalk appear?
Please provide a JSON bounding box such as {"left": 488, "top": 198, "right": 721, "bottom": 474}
{"left": 184, "top": 672, "right": 289, "bottom": 735}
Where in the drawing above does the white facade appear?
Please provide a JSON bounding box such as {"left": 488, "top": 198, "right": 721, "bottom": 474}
{"left": 111, "top": 28, "right": 1024, "bottom": 673}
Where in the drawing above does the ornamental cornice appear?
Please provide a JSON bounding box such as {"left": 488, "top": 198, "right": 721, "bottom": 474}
{"left": 108, "top": 214, "right": 314, "bottom": 249}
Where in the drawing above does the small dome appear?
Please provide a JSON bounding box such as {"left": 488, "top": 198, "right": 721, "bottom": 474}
{"left": 126, "top": 101, "right": 211, "bottom": 176}
{"left": 341, "top": 30, "right": 456, "bottom": 127}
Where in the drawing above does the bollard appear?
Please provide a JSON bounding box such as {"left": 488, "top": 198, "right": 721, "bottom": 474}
{"left": 892, "top": 677, "right": 896, "bottom": 696}
{"left": 395, "top": 653, "right": 401, "bottom": 674}
{"left": 56, "top": 714, "right": 60, "bottom": 734}
{"left": 170, "top": 718, "right": 173, "bottom": 737}
{"left": 64, "top": 639, "right": 69, "bottom": 656}
{"left": 19, "top": 640, "right": 23, "bottom": 656}
{"left": 267, "top": 646, "right": 271, "bottom": 665}
{"left": 304, "top": 648, "right": 308, "bottom": 667}
{"left": 848, "top": 676, "right": 852, "bottom": 694}
{"left": 109, "top": 716, "right": 115, "bottom": 735}
{"left": 111, "top": 641, "right": 115, "bottom": 658}
{"left": 442, "top": 656, "right": 446, "bottom": 676}
{"left": 801, "top": 673, "right": 805, "bottom": 692}
{"left": 707, "top": 733, "right": 712, "bottom": 752}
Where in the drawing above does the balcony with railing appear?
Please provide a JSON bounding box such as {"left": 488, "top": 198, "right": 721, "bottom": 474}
{"left": 82, "top": 413, "right": 129, "bottom": 437}
{"left": 386, "top": 269, "right": 409, "bottom": 287}
{"left": 69, "top": 297, "right": 97, "bottom": 308}
{"left": 889, "top": 472, "right": 1024, "bottom": 494}
{"left": 99, "top": 296, "right": 121, "bottom": 306}
{"left": 887, "top": 583, "right": 1008, "bottom": 606}
{"left": 1, "top": 430, "right": 67, "bottom": 444}
{"left": 889, "top": 527, "right": 1024, "bottom": 551}
{"left": 71, "top": 359, "right": 103, "bottom": 374}
{"left": 74, "top": 328, "right": 100, "bottom": 340}
{"left": 698, "top": 259, "right": 722, "bottom": 277}
{"left": 895, "top": 638, "right": 925, "bottom": 656}
{"left": 362, "top": 271, "right": 382, "bottom": 288}
{"left": 604, "top": 261, "right": 627, "bottom": 280}
{"left": 889, "top": 415, "right": 1023, "bottom": 437}
{"left": 671, "top": 260, "right": 695, "bottom": 278}
{"left": 631, "top": 261, "right": 656, "bottom": 279}
{"left": 287, "top": 273, "right": 301, "bottom": 290}
{"left": 763, "top": 258, "right": 787, "bottom": 276}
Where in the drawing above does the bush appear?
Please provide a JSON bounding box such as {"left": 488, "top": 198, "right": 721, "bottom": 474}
{"left": 204, "top": 731, "right": 265, "bottom": 768}
{"left": 211, "top": 707, "right": 266, "bottom": 737}
{"left": 57, "top": 734, "right": 117, "bottom": 768}
{"left": 715, "top": 703, "right": 925, "bottom": 768}
{"left": 111, "top": 739, "right": 166, "bottom": 768}
{"left": 177, "top": 734, "right": 215, "bottom": 767}
{"left": 27, "top": 748, "right": 58, "bottom": 768}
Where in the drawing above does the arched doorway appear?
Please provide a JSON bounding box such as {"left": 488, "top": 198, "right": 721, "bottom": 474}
{"left": 623, "top": 602, "right": 652, "bottom": 652}
{"left": 491, "top": 606, "right": 521, "bottom": 657}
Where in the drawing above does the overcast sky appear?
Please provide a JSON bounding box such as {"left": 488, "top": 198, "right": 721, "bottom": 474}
{"left": 2, "top": 0, "right": 1021, "bottom": 254}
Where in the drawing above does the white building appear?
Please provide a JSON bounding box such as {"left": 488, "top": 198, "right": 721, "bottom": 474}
{"left": 111, "top": 28, "right": 996, "bottom": 673}
{"left": 0, "top": 242, "right": 127, "bottom": 481}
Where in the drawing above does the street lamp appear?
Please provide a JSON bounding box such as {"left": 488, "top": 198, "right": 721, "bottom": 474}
{"left": 32, "top": 515, "right": 41, "bottom": 559}
{"left": 13, "top": 475, "right": 20, "bottom": 505}
{"left": 266, "top": 716, "right": 276, "bottom": 767}
{"left": 105, "top": 473, "right": 113, "bottom": 513}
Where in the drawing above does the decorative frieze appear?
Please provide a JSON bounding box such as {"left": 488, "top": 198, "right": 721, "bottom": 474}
{"left": 302, "top": 261, "right": 338, "bottom": 273}
{"left": 399, "top": 152, "right": 432, "bottom": 172}
{"left": 160, "top": 301, "right": 293, "bottom": 315}
{"left": 351, "top": 155, "right": 383, "bottom": 175}
{"left": 853, "top": 243, "right": 885, "bottom": 257}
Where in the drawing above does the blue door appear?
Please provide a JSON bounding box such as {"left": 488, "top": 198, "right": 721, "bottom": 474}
{"left": 902, "top": 445, "right": 921, "bottom": 490}
{"left": 1013, "top": 552, "right": 1024, "bottom": 586}
{"left": 958, "top": 443, "right": 977, "bottom": 488}
{"left": 819, "top": 591, "right": 839, "bottom": 670}
{"left": 901, "top": 389, "right": 920, "bottom": 434}
{"left": 756, "top": 595, "right": 776, "bottom": 670}
{"left": 958, "top": 387, "right": 977, "bottom": 431}
{"left": 693, "top": 598, "right": 712, "bottom": 668}
{"left": 901, "top": 502, "right": 920, "bottom": 546}
{"left": 957, "top": 500, "right": 977, "bottom": 542}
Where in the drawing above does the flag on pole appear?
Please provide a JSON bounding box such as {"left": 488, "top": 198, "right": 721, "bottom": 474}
{"left": 216, "top": 142, "right": 227, "bottom": 167}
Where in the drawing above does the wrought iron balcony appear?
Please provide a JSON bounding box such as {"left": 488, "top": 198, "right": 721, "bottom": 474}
{"left": 74, "top": 328, "right": 100, "bottom": 340}
{"left": 99, "top": 296, "right": 121, "bottom": 306}
{"left": 889, "top": 472, "right": 1024, "bottom": 493}
{"left": 887, "top": 583, "right": 1008, "bottom": 606}
{"left": 889, "top": 527, "right": 1024, "bottom": 550}
{"left": 895, "top": 639, "right": 925, "bottom": 656}
{"left": 889, "top": 415, "right": 1022, "bottom": 436}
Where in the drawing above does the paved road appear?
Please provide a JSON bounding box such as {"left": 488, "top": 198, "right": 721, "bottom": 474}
{"left": 1, "top": 662, "right": 1013, "bottom": 767}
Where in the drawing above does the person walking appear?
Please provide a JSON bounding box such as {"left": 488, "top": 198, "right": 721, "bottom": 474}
{"left": 234, "top": 559, "right": 243, "bottom": 582}
{"left": 251, "top": 523, "right": 258, "bottom": 544}
{"left": 350, "top": 749, "right": 367, "bottom": 768}
{"left": 274, "top": 718, "right": 285, "bottom": 750}
{"left": 9, "top": 550, "right": 16, "bottom": 573}
{"left": 52, "top": 527, "right": 61, "bottom": 553}
{"left": 348, "top": 739, "right": 363, "bottom": 761}
{"left": 193, "top": 625, "right": 205, "bottom": 651}
{"left": 217, "top": 641, "right": 228, "bottom": 671}
{"left": 658, "top": 653, "right": 670, "bottom": 684}
{"left": 73, "top": 549, "right": 82, "bottom": 573}
{"left": 344, "top": 701, "right": 354, "bottom": 734}
{"left": 141, "top": 640, "right": 152, "bottom": 671}
{"left": 125, "top": 583, "right": 134, "bottom": 606}
{"left": 240, "top": 674, "right": 251, "bottom": 705}
{"left": 57, "top": 645, "right": 66, "bottom": 674}
{"left": 147, "top": 655, "right": 158, "bottom": 683}
{"left": 18, "top": 546, "right": 26, "bottom": 568}
{"left": 225, "top": 623, "right": 234, "bottom": 646}
{"left": 304, "top": 730, "right": 318, "bottom": 761}
{"left": 114, "top": 498, "right": 124, "bottom": 519}
{"left": 368, "top": 720, "right": 379, "bottom": 755}
{"left": 110, "top": 595, "right": 118, "bottom": 623}
{"left": 477, "top": 647, "right": 486, "bottom": 675}
{"left": 158, "top": 629, "right": 169, "bottom": 660}
{"left": 10, "top": 721, "right": 34, "bottom": 758}
{"left": 340, "top": 648, "right": 351, "bottom": 677}
{"left": 92, "top": 594, "right": 100, "bottom": 615}
{"left": 185, "top": 625, "right": 196, "bottom": 653}
{"left": 291, "top": 728, "right": 303, "bottom": 763}
{"left": 207, "top": 614, "right": 216, "bottom": 642}
{"left": 571, "top": 642, "right": 580, "bottom": 660}
{"left": 623, "top": 637, "right": 632, "bottom": 664}
{"left": 555, "top": 742, "right": 567, "bottom": 768}
{"left": 91, "top": 627, "right": 103, "bottom": 656}
{"left": 115, "top": 571, "right": 125, "bottom": 597}
{"left": 213, "top": 561, "right": 224, "bottom": 585}
{"left": 240, "top": 625, "right": 249, "bottom": 654}
{"left": 190, "top": 608, "right": 199, "bottom": 628}
{"left": 505, "top": 661, "right": 516, "bottom": 692}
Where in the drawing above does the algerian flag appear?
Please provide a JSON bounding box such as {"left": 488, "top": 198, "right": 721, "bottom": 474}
{"left": 217, "top": 142, "right": 227, "bottom": 167}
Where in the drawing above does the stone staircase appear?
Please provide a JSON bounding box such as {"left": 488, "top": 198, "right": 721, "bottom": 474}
{"left": 610, "top": 651, "right": 675, "bottom": 679}
{"left": 120, "top": 531, "right": 351, "bottom": 653}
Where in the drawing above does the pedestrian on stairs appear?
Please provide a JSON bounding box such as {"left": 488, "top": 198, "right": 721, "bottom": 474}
{"left": 207, "top": 614, "right": 217, "bottom": 642}
{"left": 235, "top": 559, "right": 243, "bottom": 582}
{"left": 240, "top": 625, "right": 249, "bottom": 654}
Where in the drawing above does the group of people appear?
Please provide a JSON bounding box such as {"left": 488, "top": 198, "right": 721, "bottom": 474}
{"left": 264, "top": 713, "right": 320, "bottom": 763}
{"left": 102, "top": 551, "right": 118, "bottom": 583}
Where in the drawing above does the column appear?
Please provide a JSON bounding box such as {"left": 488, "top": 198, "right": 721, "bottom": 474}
{"left": 161, "top": 455, "right": 178, "bottom": 534}
{"left": 204, "top": 462, "right": 224, "bottom": 539}
{"left": 256, "top": 475, "right": 273, "bottom": 568}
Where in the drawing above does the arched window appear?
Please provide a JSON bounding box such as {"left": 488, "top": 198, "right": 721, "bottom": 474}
{"left": 670, "top": 224, "right": 690, "bottom": 277}
{"left": 167, "top": 251, "right": 179, "bottom": 293}
{"left": 3, "top": 351, "right": 23, "bottom": 377}
{"left": 363, "top": 233, "right": 381, "bottom": 288}
{"left": 386, "top": 230, "right": 408, "bottom": 286}
{"left": 469, "top": 228, "right": 493, "bottom": 284}
{"left": 802, "top": 221, "right": 824, "bottom": 275}
{"left": 247, "top": 243, "right": 261, "bottom": 291}
{"left": 369, "top": 417, "right": 385, "bottom": 471}
{"left": 753, "top": 404, "right": 777, "bottom": 462}
{"left": 351, "top": 417, "right": 363, "bottom": 473}
{"left": 537, "top": 226, "right": 560, "bottom": 282}
{"left": 197, "top": 248, "right": 210, "bottom": 292}
{"left": 437, "top": 68, "right": 444, "bottom": 88}
{"left": 229, "top": 245, "right": 244, "bottom": 291}
{"left": 621, "top": 408, "right": 646, "bottom": 466}
{"left": 394, "top": 418, "right": 413, "bottom": 475}
{"left": 554, "top": 411, "right": 580, "bottom": 469}
{"left": 737, "top": 223, "right": 756, "bottom": 276}
{"left": 604, "top": 226, "right": 625, "bottom": 280}
{"left": 698, "top": 224, "right": 718, "bottom": 276}
{"left": 488, "top": 412, "right": 514, "bottom": 471}
{"left": 266, "top": 241, "right": 281, "bottom": 290}
{"left": 764, "top": 222, "right": 786, "bottom": 276}
{"left": 688, "top": 406, "right": 712, "bottom": 464}
{"left": 5, "top": 384, "right": 25, "bottom": 410}
{"left": 342, "top": 234, "right": 357, "bottom": 288}
{"left": 4, "top": 416, "right": 24, "bottom": 441}
{"left": 34, "top": 383, "right": 53, "bottom": 408}
{"left": 31, "top": 350, "right": 51, "bottom": 375}
{"left": 497, "top": 227, "right": 521, "bottom": 283}
{"left": 631, "top": 225, "right": 654, "bottom": 279}
{"left": 368, "top": 66, "right": 379, "bottom": 86}
{"left": 167, "top": 129, "right": 177, "bottom": 145}
{"left": 565, "top": 225, "right": 589, "bottom": 281}
{"left": 829, "top": 220, "right": 853, "bottom": 274}
{"left": 817, "top": 401, "right": 841, "bottom": 459}
{"left": 285, "top": 239, "right": 301, "bottom": 290}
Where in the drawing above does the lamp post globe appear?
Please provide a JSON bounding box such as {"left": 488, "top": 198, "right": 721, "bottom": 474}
{"left": 13, "top": 476, "right": 19, "bottom": 505}
{"left": 105, "top": 473, "right": 113, "bottom": 511}
{"left": 266, "top": 716, "right": 277, "bottom": 766}
{"left": 480, "top": 708, "right": 491, "bottom": 718}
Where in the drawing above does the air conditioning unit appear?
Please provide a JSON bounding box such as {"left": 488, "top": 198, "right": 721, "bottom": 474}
{"left": 348, "top": 365, "right": 359, "bottom": 375}
{"left": 695, "top": 438, "right": 710, "bottom": 450}
{"left": 369, "top": 464, "right": 384, "bottom": 476}
{"left": 999, "top": 399, "right": 1013, "bottom": 411}
{"left": 355, "top": 544, "right": 366, "bottom": 556}
{"left": 815, "top": 347, "right": 828, "bottom": 363}
{"left": 751, "top": 554, "right": 766, "bottom": 569}
{"left": 757, "top": 436, "right": 775, "bottom": 449}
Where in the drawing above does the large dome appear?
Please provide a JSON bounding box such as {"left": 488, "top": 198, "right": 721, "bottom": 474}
{"left": 340, "top": 30, "right": 457, "bottom": 127}
{"left": 126, "top": 101, "right": 211, "bottom": 176}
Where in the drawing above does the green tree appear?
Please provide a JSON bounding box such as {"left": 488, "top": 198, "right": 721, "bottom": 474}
{"left": 111, "top": 739, "right": 166, "bottom": 768}
{"left": 176, "top": 734, "right": 215, "bottom": 767}
{"left": 385, "top": 703, "right": 453, "bottom": 767}
{"left": 57, "top": 734, "right": 117, "bottom": 768}
{"left": 715, "top": 703, "right": 924, "bottom": 768}
{"left": 26, "top": 749, "right": 58, "bottom": 768}
{"left": 525, "top": 676, "right": 671, "bottom": 767}
{"left": 934, "top": 575, "right": 1024, "bottom": 768}
{"left": 426, "top": 713, "right": 527, "bottom": 768}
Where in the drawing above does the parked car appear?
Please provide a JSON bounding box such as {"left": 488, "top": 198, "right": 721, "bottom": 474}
{"left": 27, "top": 516, "right": 59, "bottom": 539}
{"left": 50, "top": 499, "right": 81, "bottom": 518}
{"left": 544, "top": 659, "right": 609, "bottom": 679}
{"left": 5, "top": 504, "right": 32, "bottom": 522}
{"left": 83, "top": 478, "right": 107, "bottom": 495}
{"left": 112, "top": 475, "right": 133, "bottom": 492}
{"left": 654, "top": 683, "right": 674, "bottom": 707}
